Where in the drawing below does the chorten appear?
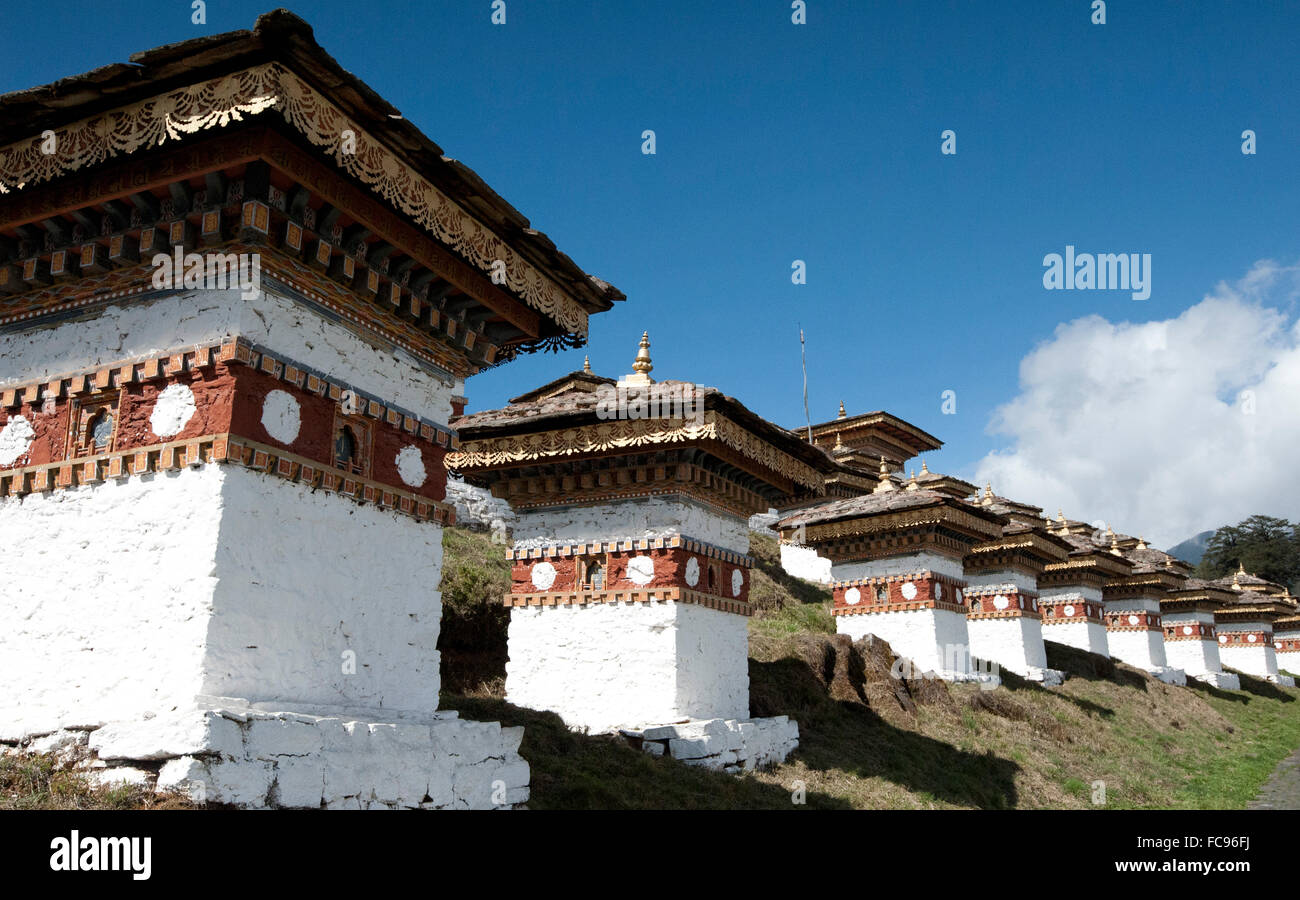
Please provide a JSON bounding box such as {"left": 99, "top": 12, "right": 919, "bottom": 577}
{"left": 777, "top": 485, "right": 1005, "bottom": 682}
{"left": 447, "top": 334, "right": 837, "bottom": 769}
{"left": 0, "top": 11, "right": 622, "bottom": 807}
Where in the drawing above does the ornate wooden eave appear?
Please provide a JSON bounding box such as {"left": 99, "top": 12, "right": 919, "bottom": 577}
{"left": 0, "top": 11, "right": 622, "bottom": 377}
{"left": 966, "top": 529, "right": 1071, "bottom": 574}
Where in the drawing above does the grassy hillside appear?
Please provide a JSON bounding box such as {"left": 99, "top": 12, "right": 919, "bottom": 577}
{"left": 441, "top": 527, "right": 1300, "bottom": 810}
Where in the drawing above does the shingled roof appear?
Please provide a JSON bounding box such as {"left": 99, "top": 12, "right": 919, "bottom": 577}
{"left": 0, "top": 8, "right": 623, "bottom": 316}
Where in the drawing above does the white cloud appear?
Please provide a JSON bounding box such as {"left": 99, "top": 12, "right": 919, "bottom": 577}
{"left": 974, "top": 260, "right": 1300, "bottom": 550}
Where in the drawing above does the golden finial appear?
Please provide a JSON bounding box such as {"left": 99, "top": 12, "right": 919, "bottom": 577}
{"left": 982, "top": 482, "right": 994, "bottom": 505}
{"left": 1110, "top": 532, "right": 1122, "bottom": 555}
{"left": 837, "top": 401, "right": 847, "bottom": 419}
{"left": 921, "top": 460, "right": 930, "bottom": 474}
{"left": 1057, "top": 509, "right": 1066, "bottom": 524}
{"left": 906, "top": 469, "right": 919, "bottom": 491}
{"left": 624, "top": 331, "right": 654, "bottom": 385}
{"left": 583, "top": 355, "right": 592, "bottom": 374}
{"left": 1136, "top": 535, "right": 1147, "bottom": 550}
{"left": 873, "top": 456, "right": 896, "bottom": 493}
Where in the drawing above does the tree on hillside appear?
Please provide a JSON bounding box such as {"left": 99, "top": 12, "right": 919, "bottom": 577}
{"left": 1195, "top": 515, "right": 1300, "bottom": 592}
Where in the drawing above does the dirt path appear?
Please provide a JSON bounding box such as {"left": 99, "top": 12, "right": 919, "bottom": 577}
{"left": 1249, "top": 746, "right": 1300, "bottom": 809}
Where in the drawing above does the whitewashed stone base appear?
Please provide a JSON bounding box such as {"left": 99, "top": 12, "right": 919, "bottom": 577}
{"left": 1164, "top": 637, "right": 1229, "bottom": 683}
{"left": 11, "top": 703, "right": 529, "bottom": 809}
{"left": 622, "top": 716, "right": 799, "bottom": 773}
{"left": 779, "top": 542, "right": 832, "bottom": 584}
{"left": 836, "top": 608, "right": 999, "bottom": 685}
{"left": 506, "top": 601, "right": 749, "bottom": 734}
{"left": 1042, "top": 621, "right": 1111, "bottom": 657}
{"left": 1219, "top": 645, "right": 1281, "bottom": 682}
{"left": 1148, "top": 667, "right": 1188, "bottom": 686}
{"left": 1277, "top": 652, "right": 1300, "bottom": 678}
{"left": 1107, "top": 630, "right": 1173, "bottom": 675}
{"left": 1191, "top": 672, "right": 1242, "bottom": 691}
{"left": 1279, "top": 674, "right": 1297, "bottom": 688}
{"left": 966, "top": 617, "right": 1064, "bottom": 684}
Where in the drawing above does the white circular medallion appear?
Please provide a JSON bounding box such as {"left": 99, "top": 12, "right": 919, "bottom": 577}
{"left": 955, "top": 588, "right": 963, "bottom": 603}
{"left": 531, "top": 561, "right": 557, "bottom": 591}
{"left": 1128, "top": 614, "right": 1140, "bottom": 626}
{"left": 149, "top": 383, "right": 196, "bottom": 437}
{"left": 626, "top": 555, "right": 655, "bottom": 586}
{"left": 934, "top": 583, "right": 943, "bottom": 600}
{"left": 731, "top": 569, "right": 744, "bottom": 597}
{"left": 1248, "top": 633, "right": 1258, "bottom": 643}
{"left": 0, "top": 414, "right": 35, "bottom": 466}
{"left": 685, "top": 557, "right": 700, "bottom": 587}
{"left": 993, "top": 595, "right": 1010, "bottom": 611}
{"left": 395, "top": 445, "right": 427, "bottom": 488}
{"left": 261, "top": 390, "right": 301, "bottom": 444}
{"left": 900, "top": 581, "right": 918, "bottom": 601}
{"left": 845, "top": 587, "right": 861, "bottom": 605}
{"left": 1182, "top": 625, "right": 1194, "bottom": 636}
{"left": 1063, "top": 605, "right": 1076, "bottom": 617}
{"left": 1219, "top": 634, "right": 1228, "bottom": 644}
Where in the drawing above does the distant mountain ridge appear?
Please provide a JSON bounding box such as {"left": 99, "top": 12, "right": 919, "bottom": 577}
{"left": 1166, "top": 530, "right": 1216, "bottom": 566}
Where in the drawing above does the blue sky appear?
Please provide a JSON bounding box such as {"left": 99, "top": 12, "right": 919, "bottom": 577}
{"left": 5, "top": 1, "right": 1299, "bottom": 541}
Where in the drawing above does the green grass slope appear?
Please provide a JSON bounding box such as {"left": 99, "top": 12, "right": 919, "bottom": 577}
{"left": 442, "top": 527, "right": 1300, "bottom": 810}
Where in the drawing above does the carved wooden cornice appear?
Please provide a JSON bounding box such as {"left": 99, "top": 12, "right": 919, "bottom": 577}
{"left": 446, "top": 409, "right": 826, "bottom": 494}
{"left": 0, "top": 62, "right": 589, "bottom": 337}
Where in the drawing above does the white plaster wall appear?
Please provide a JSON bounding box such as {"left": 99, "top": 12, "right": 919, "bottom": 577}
{"left": 205, "top": 465, "right": 444, "bottom": 716}
{"left": 1165, "top": 639, "right": 1223, "bottom": 677}
{"left": 836, "top": 608, "right": 973, "bottom": 676}
{"left": 1218, "top": 645, "right": 1280, "bottom": 680}
{"left": 1042, "top": 621, "right": 1110, "bottom": 657}
{"left": 0, "top": 285, "right": 457, "bottom": 424}
{"left": 0, "top": 465, "right": 448, "bottom": 740}
{"left": 505, "top": 601, "right": 748, "bottom": 733}
{"left": 967, "top": 616, "right": 1048, "bottom": 675}
{"left": 831, "top": 552, "right": 964, "bottom": 581}
{"left": 0, "top": 467, "right": 224, "bottom": 741}
{"left": 1108, "top": 630, "right": 1169, "bottom": 671}
{"left": 779, "top": 542, "right": 832, "bottom": 583}
{"left": 512, "top": 496, "right": 749, "bottom": 556}
{"left": 966, "top": 571, "right": 1038, "bottom": 593}
{"left": 1276, "top": 650, "right": 1300, "bottom": 675}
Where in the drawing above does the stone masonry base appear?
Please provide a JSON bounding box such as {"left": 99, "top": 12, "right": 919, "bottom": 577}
{"left": 1192, "top": 672, "right": 1242, "bottom": 691}
{"left": 620, "top": 716, "right": 799, "bottom": 773}
{"left": 8, "top": 701, "right": 529, "bottom": 809}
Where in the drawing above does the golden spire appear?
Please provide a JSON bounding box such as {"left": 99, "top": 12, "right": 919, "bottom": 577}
{"left": 583, "top": 355, "right": 592, "bottom": 374}
{"left": 906, "top": 469, "right": 919, "bottom": 491}
{"left": 837, "top": 401, "right": 847, "bottom": 419}
{"left": 624, "top": 331, "right": 654, "bottom": 385}
{"left": 1110, "top": 532, "right": 1122, "bottom": 556}
{"left": 873, "top": 456, "right": 896, "bottom": 493}
{"left": 921, "top": 460, "right": 930, "bottom": 474}
{"left": 982, "top": 482, "right": 994, "bottom": 505}
{"left": 833, "top": 430, "right": 844, "bottom": 450}
{"left": 1136, "top": 535, "right": 1147, "bottom": 550}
